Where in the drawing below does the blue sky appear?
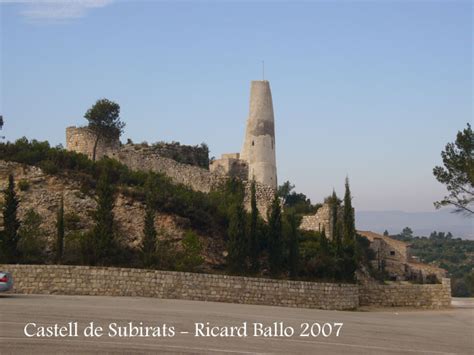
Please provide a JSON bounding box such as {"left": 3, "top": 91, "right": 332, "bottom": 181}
{"left": 1, "top": 0, "right": 472, "bottom": 212}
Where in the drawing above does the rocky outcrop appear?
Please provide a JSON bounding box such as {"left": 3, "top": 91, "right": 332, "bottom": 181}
{"left": 0, "top": 160, "right": 225, "bottom": 266}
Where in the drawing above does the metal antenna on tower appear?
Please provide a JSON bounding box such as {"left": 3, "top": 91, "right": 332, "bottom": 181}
{"left": 262, "top": 60, "right": 265, "bottom": 80}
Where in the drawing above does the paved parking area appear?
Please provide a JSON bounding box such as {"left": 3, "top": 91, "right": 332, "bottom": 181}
{"left": 1, "top": 295, "right": 473, "bottom": 354}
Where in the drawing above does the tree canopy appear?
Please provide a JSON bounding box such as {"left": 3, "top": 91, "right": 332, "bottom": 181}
{"left": 84, "top": 98, "right": 125, "bottom": 161}
{"left": 277, "top": 180, "right": 318, "bottom": 215}
{"left": 433, "top": 123, "right": 473, "bottom": 215}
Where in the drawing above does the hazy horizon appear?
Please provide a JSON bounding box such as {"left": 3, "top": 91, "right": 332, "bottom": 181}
{"left": 356, "top": 209, "right": 473, "bottom": 240}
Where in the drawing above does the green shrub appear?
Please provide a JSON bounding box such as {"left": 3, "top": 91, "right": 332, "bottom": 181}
{"left": 18, "top": 209, "right": 47, "bottom": 264}
{"left": 64, "top": 212, "right": 82, "bottom": 231}
{"left": 62, "top": 231, "right": 85, "bottom": 265}
{"left": 40, "top": 160, "right": 59, "bottom": 174}
{"left": 18, "top": 179, "right": 30, "bottom": 191}
{"left": 0, "top": 138, "right": 227, "bottom": 237}
{"left": 175, "top": 231, "right": 204, "bottom": 272}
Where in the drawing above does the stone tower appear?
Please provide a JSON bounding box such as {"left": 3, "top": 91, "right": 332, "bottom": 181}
{"left": 240, "top": 80, "right": 277, "bottom": 189}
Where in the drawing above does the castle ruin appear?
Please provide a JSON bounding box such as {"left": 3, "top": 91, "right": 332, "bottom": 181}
{"left": 66, "top": 80, "right": 279, "bottom": 218}
{"left": 66, "top": 79, "right": 341, "bottom": 231}
{"left": 47, "top": 78, "right": 451, "bottom": 285}
{"left": 210, "top": 80, "right": 277, "bottom": 189}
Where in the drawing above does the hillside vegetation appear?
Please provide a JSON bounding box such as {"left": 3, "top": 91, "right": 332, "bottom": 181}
{"left": 0, "top": 138, "right": 373, "bottom": 283}
{"left": 391, "top": 228, "right": 474, "bottom": 296}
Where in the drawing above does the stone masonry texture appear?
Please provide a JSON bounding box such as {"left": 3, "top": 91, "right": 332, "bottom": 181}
{"left": 358, "top": 278, "right": 451, "bottom": 309}
{"left": 2, "top": 264, "right": 357, "bottom": 310}
{"left": 0, "top": 265, "right": 451, "bottom": 310}
{"left": 65, "top": 127, "right": 275, "bottom": 218}
{"left": 240, "top": 80, "right": 277, "bottom": 189}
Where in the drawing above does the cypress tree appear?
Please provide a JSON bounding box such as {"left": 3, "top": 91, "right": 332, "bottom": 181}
{"left": 330, "top": 190, "right": 341, "bottom": 251}
{"left": 320, "top": 227, "right": 329, "bottom": 251}
{"left": 55, "top": 196, "right": 65, "bottom": 264}
{"left": 268, "top": 194, "right": 283, "bottom": 276}
{"left": 287, "top": 212, "right": 299, "bottom": 279}
{"left": 92, "top": 168, "right": 116, "bottom": 265}
{"left": 141, "top": 178, "right": 158, "bottom": 268}
{"left": 248, "top": 181, "right": 259, "bottom": 272}
{"left": 227, "top": 194, "right": 247, "bottom": 274}
{"left": 2, "top": 174, "right": 20, "bottom": 262}
{"left": 342, "top": 177, "right": 356, "bottom": 245}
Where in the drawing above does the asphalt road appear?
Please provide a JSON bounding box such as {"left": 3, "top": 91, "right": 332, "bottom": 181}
{"left": 1, "top": 294, "right": 473, "bottom": 354}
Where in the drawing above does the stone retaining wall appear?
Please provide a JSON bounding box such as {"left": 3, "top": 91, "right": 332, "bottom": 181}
{"left": 1, "top": 265, "right": 451, "bottom": 310}
{"left": 1, "top": 264, "right": 358, "bottom": 310}
{"left": 359, "top": 278, "right": 451, "bottom": 309}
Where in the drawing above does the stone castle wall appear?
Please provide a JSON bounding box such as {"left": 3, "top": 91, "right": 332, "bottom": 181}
{"left": 210, "top": 153, "right": 249, "bottom": 181}
{"left": 115, "top": 145, "right": 221, "bottom": 193}
{"left": 243, "top": 181, "right": 276, "bottom": 219}
{"left": 147, "top": 141, "right": 209, "bottom": 169}
{"left": 66, "top": 127, "right": 120, "bottom": 160}
{"left": 2, "top": 264, "right": 358, "bottom": 310}
{"left": 300, "top": 203, "right": 333, "bottom": 238}
{"left": 1, "top": 264, "right": 451, "bottom": 310}
{"left": 65, "top": 126, "right": 275, "bottom": 218}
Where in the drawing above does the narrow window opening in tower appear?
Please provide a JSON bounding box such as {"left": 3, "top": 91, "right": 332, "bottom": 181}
{"left": 252, "top": 141, "right": 254, "bottom": 146}
{"left": 271, "top": 139, "right": 274, "bottom": 149}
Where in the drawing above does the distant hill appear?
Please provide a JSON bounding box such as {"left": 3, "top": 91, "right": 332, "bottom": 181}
{"left": 356, "top": 210, "right": 473, "bottom": 240}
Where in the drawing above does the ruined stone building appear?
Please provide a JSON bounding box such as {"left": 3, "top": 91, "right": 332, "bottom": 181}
{"left": 357, "top": 231, "right": 446, "bottom": 282}
{"left": 299, "top": 206, "right": 447, "bottom": 282}
{"left": 300, "top": 203, "right": 336, "bottom": 238}
{"left": 65, "top": 79, "right": 449, "bottom": 283}
{"left": 28, "top": 77, "right": 452, "bottom": 283}
{"left": 210, "top": 80, "right": 277, "bottom": 189}
{"left": 66, "top": 80, "right": 278, "bottom": 217}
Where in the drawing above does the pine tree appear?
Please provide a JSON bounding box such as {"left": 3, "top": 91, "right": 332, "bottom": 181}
{"left": 342, "top": 177, "right": 356, "bottom": 245}
{"left": 227, "top": 194, "right": 247, "bottom": 273}
{"left": 92, "top": 168, "right": 116, "bottom": 265}
{"left": 248, "top": 181, "right": 259, "bottom": 272}
{"left": 141, "top": 178, "right": 158, "bottom": 268}
{"left": 55, "top": 196, "right": 65, "bottom": 264}
{"left": 287, "top": 212, "right": 299, "bottom": 279}
{"left": 2, "top": 174, "right": 20, "bottom": 262}
{"left": 268, "top": 194, "right": 283, "bottom": 276}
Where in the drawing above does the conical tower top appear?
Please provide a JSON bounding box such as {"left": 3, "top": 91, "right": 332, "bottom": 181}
{"left": 241, "top": 80, "right": 277, "bottom": 188}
